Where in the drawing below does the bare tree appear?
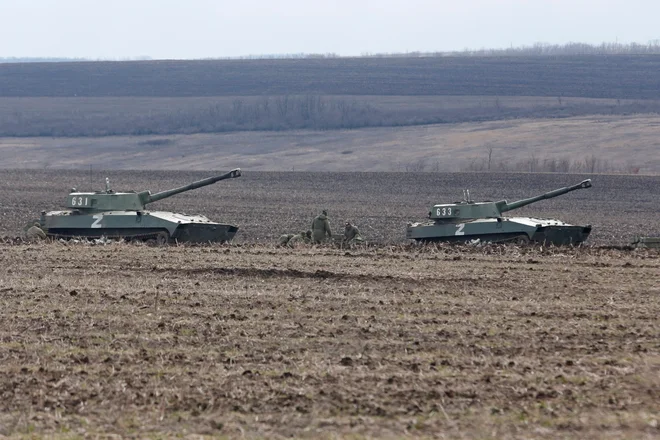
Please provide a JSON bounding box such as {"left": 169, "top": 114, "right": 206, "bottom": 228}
{"left": 405, "top": 158, "right": 428, "bottom": 172}
{"left": 486, "top": 146, "right": 494, "bottom": 171}
{"left": 528, "top": 153, "right": 539, "bottom": 173}
{"left": 584, "top": 154, "right": 598, "bottom": 173}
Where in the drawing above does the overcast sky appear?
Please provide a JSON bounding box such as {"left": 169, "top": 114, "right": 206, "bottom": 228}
{"left": 1, "top": 0, "right": 658, "bottom": 59}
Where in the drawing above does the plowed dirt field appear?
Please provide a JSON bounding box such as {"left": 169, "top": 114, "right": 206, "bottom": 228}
{"left": 0, "top": 170, "right": 659, "bottom": 438}
{"left": 0, "top": 243, "right": 658, "bottom": 438}
{"left": 1, "top": 170, "right": 658, "bottom": 245}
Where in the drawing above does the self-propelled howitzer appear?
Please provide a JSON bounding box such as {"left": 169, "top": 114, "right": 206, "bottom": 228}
{"left": 406, "top": 179, "right": 593, "bottom": 245}
{"left": 38, "top": 169, "right": 242, "bottom": 244}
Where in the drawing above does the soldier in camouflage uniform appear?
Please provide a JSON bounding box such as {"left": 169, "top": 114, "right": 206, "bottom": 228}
{"left": 311, "top": 210, "right": 332, "bottom": 244}
{"left": 26, "top": 222, "right": 47, "bottom": 241}
{"left": 287, "top": 230, "right": 311, "bottom": 247}
{"left": 343, "top": 221, "right": 362, "bottom": 245}
{"left": 278, "top": 233, "right": 295, "bottom": 247}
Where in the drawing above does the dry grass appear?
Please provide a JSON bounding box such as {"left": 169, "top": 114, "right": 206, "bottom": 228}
{"left": 1, "top": 114, "right": 659, "bottom": 172}
{"left": 0, "top": 242, "right": 658, "bottom": 438}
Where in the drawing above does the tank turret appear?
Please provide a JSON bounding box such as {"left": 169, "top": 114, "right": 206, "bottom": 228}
{"left": 66, "top": 169, "right": 241, "bottom": 213}
{"left": 408, "top": 179, "right": 593, "bottom": 245}
{"left": 428, "top": 179, "right": 591, "bottom": 223}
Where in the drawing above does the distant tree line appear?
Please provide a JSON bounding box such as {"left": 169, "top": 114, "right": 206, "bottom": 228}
{"left": 205, "top": 41, "right": 660, "bottom": 59}
{"left": 390, "top": 154, "right": 642, "bottom": 175}
{"left": 461, "top": 153, "right": 641, "bottom": 175}
{"left": 164, "top": 41, "right": 660, "bottom": 60}
{"left": 3, "top": 95, "right": 660, "bottom": 137}
{"left": 364, "top": 41, "right": 660, "bottom": 58}
{"left": 128, "top": 96, "right": 384, "bottom": 134}
{"left": 4, "top": 42, "right": 660, "bottom": 65}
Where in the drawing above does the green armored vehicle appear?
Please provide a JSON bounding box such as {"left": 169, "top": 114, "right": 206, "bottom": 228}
{"left": 37, "top": 169, "right": 242, "bottom": 244}
{"left": 407, "top": 179, "right": 592, "bottom": 245}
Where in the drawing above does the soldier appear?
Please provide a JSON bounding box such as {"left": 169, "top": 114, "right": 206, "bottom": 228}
{"left": 26, "top": 222, "right": 47, "bottom": 242}
{"left": 287, "top": 230, "right": 309, "bottom": 248}
{"left": 311, "top": 210, "right": 332, "bottom": 244}
{"left": 343, "top": 221, "right": 363, "bottom": 244}
{"left": 278, "top": 233, "right": 295, "bottom": 247}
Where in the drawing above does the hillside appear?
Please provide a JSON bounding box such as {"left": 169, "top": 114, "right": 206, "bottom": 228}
{"left": 0, "top": 115, "right": 658, "bottom": 173}
{"left": 2, "top": 56, "right": 660, "bottom": 98}
{"left": 1, "top": 55, "right": 659, "bottom": 171}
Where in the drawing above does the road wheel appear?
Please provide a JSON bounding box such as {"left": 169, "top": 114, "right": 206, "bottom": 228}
{"left": 155, "top": 231, "right": 170, "bottom": 246}
{"left": 514, "top": 235, "right": 530, "bottom": 245}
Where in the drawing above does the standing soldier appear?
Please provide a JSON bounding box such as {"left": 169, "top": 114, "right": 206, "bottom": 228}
{"left": 343, "top": 221, "right": 362, "bottom": 245}
{"left": 26, "top": 222, "right": 47, "bottom": 242}
{"left": 311, "top": 210, "right": 332, "bottom": 244}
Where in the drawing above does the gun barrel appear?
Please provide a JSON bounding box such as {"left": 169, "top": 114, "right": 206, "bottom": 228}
{"left": 146, "top": 168, "right": 241, "bottom": 204}
{"left": 500, "top": 179, "right": 592, "bottom": 212}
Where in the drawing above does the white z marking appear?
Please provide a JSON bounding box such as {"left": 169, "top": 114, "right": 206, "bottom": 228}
{"left": 91, "top": 214, "right": 103, "bottom": 228}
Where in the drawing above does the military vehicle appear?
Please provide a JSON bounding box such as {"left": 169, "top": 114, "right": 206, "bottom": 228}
{"left": 407, "top": 179, "right": 593, "bottom": 245}
{"left": 631, "top": 236, "right": 660, "bottom": 249}
{"left": 35, "top": 169, "right": 242, "bottom": 244}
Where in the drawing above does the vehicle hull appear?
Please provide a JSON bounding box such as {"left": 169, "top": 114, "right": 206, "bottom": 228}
{"left": 407, "top": 217, "right": 591, "bottom": 245}
{"left": 41, "top": 210, "right": 239, "bottom": 243}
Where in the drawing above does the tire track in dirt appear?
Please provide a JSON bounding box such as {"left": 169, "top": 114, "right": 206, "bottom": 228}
{"left": 150, "top": 266, "right": 427, "bottom": 284}
{"left": 126, "top": 265, "right": 484, "bottom": 287}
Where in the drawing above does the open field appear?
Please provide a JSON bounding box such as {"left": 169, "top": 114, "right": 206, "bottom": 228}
{"left": 1, "top": 115, "right": 659, "bottom": 173}
{"left": 1, "top": 168, "right": 659, "bottom": 438}
{"left": 3, "top": 56, "right": 660, "bottom": 98}
{"left": 0, "top": 170, "right": 658, "bottom": 245}
{"left": 1, "top": 53, "right": 658, "bottom": 438}
{"left": 2, "top": 56, "right": 659, "bottom": 171}
{"left": 0, "top": 242, "right": 658, "bottom": 438}
{"left": 2, "top": 55, "right": 660, "bottom": 138}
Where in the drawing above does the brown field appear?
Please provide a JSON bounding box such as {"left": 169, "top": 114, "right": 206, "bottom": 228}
{"left": 1, "top": 114, "right": 660, "bottom": 173}
{"left": 0, "top": 170, "right": 658, "bottom": 438}
{"left": 0, "top": 243, "right": 658, "bottom": 438}
{"left": 0, "top": 169, "right": 658, "bottom": 245}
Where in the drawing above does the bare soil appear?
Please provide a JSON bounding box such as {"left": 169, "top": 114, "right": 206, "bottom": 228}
{"left": 0, "top": 242, "right": 658, "bottom": 438}
{"left": 0, "top": 170, "right": 658, "bottom": 246}
{"left": 0, "top": 169, "right": 659, "bottom": 437}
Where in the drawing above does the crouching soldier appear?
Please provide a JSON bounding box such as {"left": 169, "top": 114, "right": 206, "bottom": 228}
{"left": 343, "top": 221, "right": 363, "bottom": 245}
{"left": 26, "top": 222, "right": 47, "bottom": 242}
{"left": 278, "top": 233, "right": 295, "bottom": 247}
{"left": 287, "top": 230, "right": 312, "bottom": 247}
